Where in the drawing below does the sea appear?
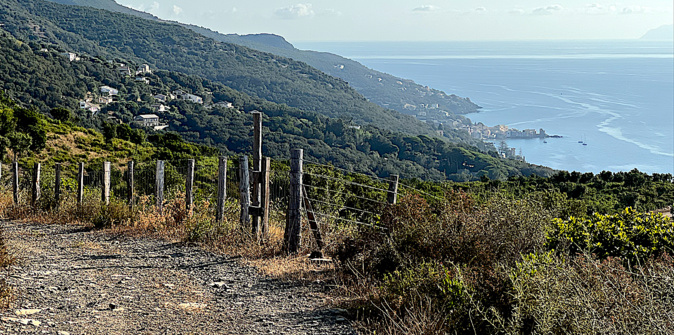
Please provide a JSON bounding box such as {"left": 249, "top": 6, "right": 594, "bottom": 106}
{"left": 295, "top": 40, "right": 674, "bottom": 174}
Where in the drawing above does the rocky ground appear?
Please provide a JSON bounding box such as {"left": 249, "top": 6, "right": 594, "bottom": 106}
{"left": 0, "top": 220, "right": 356, "bottom": 334}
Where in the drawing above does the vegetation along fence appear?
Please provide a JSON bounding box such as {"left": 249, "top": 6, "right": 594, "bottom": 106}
{"left": 2, "top": 111, "right": 437, "bottom": 255}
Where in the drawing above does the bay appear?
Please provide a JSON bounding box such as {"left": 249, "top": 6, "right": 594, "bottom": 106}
{"left": 296, "top": 40, "right": 674, "bottom": 174}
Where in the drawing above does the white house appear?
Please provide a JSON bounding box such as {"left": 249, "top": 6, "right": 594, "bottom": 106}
{"left": 79, "top": 101, "right": 100, "bottom": 115}
{"left": 100, "top": 86, "right": 119, "bottom": 96}
{"left": 151, "top": 104, "right": 168, "bottom": 112}
{"left": 134, "top": 114, "right": 160, "bottom": 127}
{"left": 153, "top": 94, "right": 167, "bottom": 102}
{"left": 118, "top": 64, "right": 132, "bottom": 76}
{"left": 184, "top": 93, "right": 203, "bottom": 104}
{"left": 137, "top": 64, "right": 151, "bottom": 74}
{"left": 61, "top": 52, "right": 80, "bottom": 62}
{"left": 135, "top": 77, "right": 150, "bottom": 84}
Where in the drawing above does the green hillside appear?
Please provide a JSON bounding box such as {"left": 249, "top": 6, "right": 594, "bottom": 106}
{"left": 44, "top": 0, "right": 482, "bottom": 119}
{"left": 0, "top": 0, "right": 437, "bottom": 137}
{"left": 0, "top": 31, "right": 553, "bottom": 180}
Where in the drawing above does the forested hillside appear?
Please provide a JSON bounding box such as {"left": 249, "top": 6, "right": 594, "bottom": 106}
{"left": 0, "top": 31, "right": 553, "bottom": 180}
{"left": 44, "top": 0, "right": 482, "bottom": 118}
{"left": 0, "top": 0, "right": 437, "bottom": 137}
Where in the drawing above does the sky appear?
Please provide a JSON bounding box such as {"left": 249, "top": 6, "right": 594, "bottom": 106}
{"left": 116, "top": 0, "right": 674, "bottom": 42}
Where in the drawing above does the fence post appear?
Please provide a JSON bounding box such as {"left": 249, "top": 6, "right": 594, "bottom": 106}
{"left": 251, "top": 111, "right": 262, "bottom": 237}
{"left": 155, "top": 160, "right": 165, "bottom": 214}
{"left": 216, "top": 156, "right": 227, "bottom": 223}
{"left": 387, "top": 174, "right": 399, "bottom": 205}
{"left": 54, "top": 163, "right": 61, "bottom": 209}
{"left": 31, "top": 163, "right": 41, "bottom": 207}
{"left": 286, "top": 149, "right": 303, "bottom": 253}
{"left": 102, "top": 161, "right": 111, "bottom": 205}
{"left": 127, "top": 161, "right": 134, "bottom": 208}
{"left": 261, "top": 157, "right": 271, "bottom": 239}
{"left": 186, "top": 159, "right": 195, "bottom": 214}
{"left": 238, "top": 156, "right": 250, "bottom": 226}
{"left": 77, "top": 162, "right": 84, "bottom": 205}
{"left": 12, "top": 161, "right": 18, "bottom": 205}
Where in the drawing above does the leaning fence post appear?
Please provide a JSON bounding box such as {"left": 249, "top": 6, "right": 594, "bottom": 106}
{"left": 186, "top": 159, "right": 195, "bottom": 214}
{"left": 54, "top": 163, "right": 61, "bottom": 209}
{"left": 127, "top": 161, "right": 134, "bottom": 208}
{"left": 216, "top": 156, "right": 227, "bottom": 223}
{"left": 12, "top": 161, "right": 18, "bottom": 205}
{"left": 77, "top": 162, "right": 84, "bottom": 205}
{"left": 387, "top": 174, "right": 399, "bottom": 205}
{"left": 102, "top": 161, "right": 111, "bottom": 205}
{"left": 261, "top": 157, "right": 271, "bottom": 240}
{"left": 286, "top": 149, "right": 303, "bottom": 253}
{"left": 31, "top": 163, "right": 41, "bottom": 207}
{"left": 155, "top": 160, "right": 165, "bottom": 214}
{"left": 238, "top": 156, "right": 250, "bottom": 226}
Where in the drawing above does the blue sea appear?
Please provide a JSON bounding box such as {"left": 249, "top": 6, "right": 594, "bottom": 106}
{"left": 296, "top": 41, "right": 674, "bottom": 174}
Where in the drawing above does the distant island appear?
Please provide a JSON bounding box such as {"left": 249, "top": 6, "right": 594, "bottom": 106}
{"left": 640, "top": 25, "right": 674, "bottom": 41}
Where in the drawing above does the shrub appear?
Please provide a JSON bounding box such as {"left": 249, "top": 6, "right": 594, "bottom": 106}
{"left": 547, "top": 207, "right": 674, "bottom": 262}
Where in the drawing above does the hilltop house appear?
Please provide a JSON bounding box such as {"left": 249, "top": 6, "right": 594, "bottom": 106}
{"left": 137, "top": 64, "right": 151, "bottom": 74}
{"left": 134, "top": 114, "right": 160, "bottom": 127}
{"left": 118, "top": 64, "right": 132, "bottom": 76}
{"left": 135, "top": 76, "right": 150, "bottom": 84}
{"left": 60, "top": 52, "right": 80, "bottom": 62}
{"left": 151, "top": 104, "right": 168, "bottom": 112}
{"left": 153, "top": 94, "right": 167, "bottom": 103}
{"left": 172, "top": 90, "right": 203, "bottom": 104}
{"left": 100, "top": 86, "right": 118, "bottom": 96}
{"left": 79, "top": 101, "right": 100, "bottom": 115}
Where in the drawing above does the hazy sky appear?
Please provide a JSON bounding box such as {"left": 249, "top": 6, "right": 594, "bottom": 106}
{"left": 117, "top": 0, "right": 673, "bottom": 42}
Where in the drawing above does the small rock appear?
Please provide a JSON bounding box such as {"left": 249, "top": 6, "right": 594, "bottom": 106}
{"left": 15, "top": 309, "right": 41, "bottom": 316}
{"left": 109, "top": 303, "right": 117, "bottom": 310}
{"left": 57, "top": 331, "right": 70, "bottom": 335}
{"left": 211, "top": 282, "right": 229, "bottom": 289}
{"left": 163, "top": 283, "right": 175, "bottom": 289}
{"left": 178, "top": 303, "right": 206, "bottom": 310}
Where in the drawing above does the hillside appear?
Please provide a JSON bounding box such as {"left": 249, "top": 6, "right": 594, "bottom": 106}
{"left": 0, "top": 32, "right": 553, "bottom": 180}
{"left": 44, "top": 0, "right": 481, "bottom": 119}
{"left": 0, "top": 0, "right": 437, "bottom": 137}
{"left": 641, "top": 25, "right": 674, "bottom": 41}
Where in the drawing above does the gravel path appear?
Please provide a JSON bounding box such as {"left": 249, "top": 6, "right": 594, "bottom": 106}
{"left": 0, "top": 220, "right": 355, "bottom": 334}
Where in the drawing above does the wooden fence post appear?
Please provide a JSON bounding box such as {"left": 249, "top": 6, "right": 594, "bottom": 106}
{"left": 216, "top": 156, "right": 227, "bottom": 223}
{"left": 261, "top": 157, "right": 271, "bottom": 240}
{"left": 251, "top": 111, "right": 262, "bottom": 237}
{"left": 127, "top": 161, "right": 134, "bottom": 208}
{"left": 155, "top": 160, "right": 165, "bottom": 214}
{"left": 102, "top": 161, "right": 111, "bottom": 205}
{"left": 77, "top": 162, "right": 84, "bottom": 205}
{"left": 54, "top": 163, "right": 61, "bottom": 209}
{"left": 387, "top": 174, "right": 399, "bottom": 205}
{"left": 12, "top": 161, "right": 18, "bottom": 205}
{"left": 31, "top": 163, "right": 40, "bottom": 207}
{"left": 186, "top": 159, "right": 195, "bottom": 214}
{"left": 286, "top": 149, "right": 303, "bottom": 253}
{"left": 238, "top": 156, "right": 250, "bottom": 226}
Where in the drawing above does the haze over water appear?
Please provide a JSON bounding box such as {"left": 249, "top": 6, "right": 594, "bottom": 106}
{"left": 298, "top": 40, "right": 674, "bottom": 174}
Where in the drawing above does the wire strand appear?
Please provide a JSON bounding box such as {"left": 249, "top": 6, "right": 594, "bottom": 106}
{"left": 303, "top": 184, "right": 389, "bottom": 205}
{"left": 302, "top": 159, "right": 393, "bottom": 184}
{"left": 303, "top": 172, "right": 391, "bottom": 193}
{"left": 304, "top": 197, "right": 380, "bottom": 216}
{"left": 301, "top": 209, "right": 385, "bottom": 229}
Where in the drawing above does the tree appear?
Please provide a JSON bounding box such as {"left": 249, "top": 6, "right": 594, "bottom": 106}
{"left": 50, "top": 107, "right": 72, "bottom": 122}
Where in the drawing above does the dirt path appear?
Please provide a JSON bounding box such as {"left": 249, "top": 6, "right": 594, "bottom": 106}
{"left": 0, "top": 220, "right": 355, "bottom": 334}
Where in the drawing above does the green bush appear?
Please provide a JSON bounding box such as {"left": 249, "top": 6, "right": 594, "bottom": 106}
{"left": 546, "top": 207, "right": 674, "bottom": 262}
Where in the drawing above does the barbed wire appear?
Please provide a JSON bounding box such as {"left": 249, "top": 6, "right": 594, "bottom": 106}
{"left": 303, "top": 183, "right": 389, "bottom": 206}
{"left": 303, "top": 172, "right": 391, "bottom": 193}
{"left": 398, "top": 183, "right": 445, "bottom": 201}
{"left": 301, "top": 209, "right": 384, "bottom": 229}
{"left": 304, "top": 196, "right": 380, "bottom": 217}
{"left": 302, "top": 158, "right": 394, "bottom": 184}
